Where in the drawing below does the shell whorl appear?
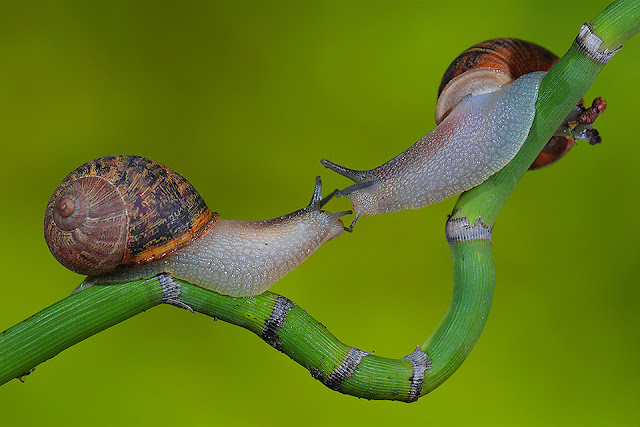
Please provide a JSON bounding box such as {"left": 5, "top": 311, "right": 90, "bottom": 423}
{"left": 437, "top": 38, "right": 558, "bottom": 97}
{"left": 436, "top": 38, "right": 558, "bottom": 125}
{"left": 44, "top": 155, "right": 218, "bottom": 275}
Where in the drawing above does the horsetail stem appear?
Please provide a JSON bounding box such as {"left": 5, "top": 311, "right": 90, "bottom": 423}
{"left": 1, "top": 0, "right": 638, "bottom": 401}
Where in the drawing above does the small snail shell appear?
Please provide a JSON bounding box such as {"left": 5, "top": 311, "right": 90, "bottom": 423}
{"left": 45, "top": 155, "right": 347, "bottom": 297}
{"left": 435, "top": 38, "right": 558, "bottom": 126}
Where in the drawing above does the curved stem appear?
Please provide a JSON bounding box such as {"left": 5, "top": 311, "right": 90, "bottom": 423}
{"left": 417, "top": 0, "right": 639, "bottom": 393}
{"left": 420, "top": 239, "right": 495, "bottom": 394}
{"left": 0, "top": 0, "right": 638, "bottom": 401}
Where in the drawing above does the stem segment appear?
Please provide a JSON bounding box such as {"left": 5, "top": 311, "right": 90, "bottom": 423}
{"left": 0, "top": 279, "right": 165, "bottom": 384}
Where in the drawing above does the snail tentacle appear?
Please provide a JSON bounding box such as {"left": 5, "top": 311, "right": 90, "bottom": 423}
{"left": 320, "top": 158, "right": 370, "bottom": 182}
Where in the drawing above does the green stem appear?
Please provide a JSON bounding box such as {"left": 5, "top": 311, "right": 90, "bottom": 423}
{"left": 417, "top": 0, "right": 640, "bottom": 396}
{"left": 0, "top": 279, "right": 163, "bottom": 384}
{"left": 590, "top": 0, "right": 640, "bottom": 48}
{"left": 178, "top": 284, "right": 423, "bottom": 401}
{"left": 454, "top": 44, "right": 605, "bottom": 225}
{"left": 420, "top": 240, "right": 495, "bottom": 394}
{"left": 1, "top": 0, "right": 638, "bottom": 402}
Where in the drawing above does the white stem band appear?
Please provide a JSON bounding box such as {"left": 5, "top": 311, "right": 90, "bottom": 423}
{"left": 446, "top": 217, "right": 493, "bottom": 243}
{"left": 323, "top": 347, "right": 371, "bottom": 390}
{"left": 261, "top": 295, "right": 294, "bottom": 350}
{"left": 158, "top": 273, "right": 181, "bottom": 300}
{"left": 575, "top": 23, "right": 622, "bottom": 64}
{"left": 402, "top": 346, "right": 431, "bottom": 402}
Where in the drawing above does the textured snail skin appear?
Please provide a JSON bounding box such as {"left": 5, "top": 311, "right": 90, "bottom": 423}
{"left": 322, "top": 71, "right": 546, "bottom": 231}
{"left": 84, "top": 195, "right": 346, "bottom": 297}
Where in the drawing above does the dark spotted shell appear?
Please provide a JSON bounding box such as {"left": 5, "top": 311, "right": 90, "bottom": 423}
{"left": 437, "top": 38, "right": 574, "bottom": 170}
{"left": 44, "top": 155, "right": 218, "bottom": 275}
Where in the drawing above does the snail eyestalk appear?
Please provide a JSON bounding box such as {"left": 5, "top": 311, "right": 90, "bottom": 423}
{"left": 308, "top": 176, "right": 345, "bottom": 211}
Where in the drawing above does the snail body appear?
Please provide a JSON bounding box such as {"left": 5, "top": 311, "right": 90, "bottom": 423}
{"left": 45, "top": 155, "right": 346, "bottom": 297}
{"left": 322, "top": 70, "right": 545, "bottom": 231}
{"left": 322, "top": 38, "right": 604, "bottom": 231}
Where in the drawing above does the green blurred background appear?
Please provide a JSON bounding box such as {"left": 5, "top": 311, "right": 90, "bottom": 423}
{"left": 1, "top": 1, "right": 638, "bottom": 426}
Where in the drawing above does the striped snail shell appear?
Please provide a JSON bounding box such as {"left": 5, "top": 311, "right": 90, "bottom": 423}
{"left": 436, "top": 38, "right": 587, "bottom": 170}
{"left": 44, "top": 155, "right": 215, "bottom": 276}
{"left": 436, "top": 39, "right": 558, "bottom": 124}
{"left": 45, "top": 155, "right": 347, "bottom": 297}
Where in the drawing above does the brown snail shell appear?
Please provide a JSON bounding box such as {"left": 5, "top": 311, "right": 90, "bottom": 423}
{"left": 435, "top": 38, "right": 575, "bottom": 170}
{"left": 44, "top": 155, "right": 218, "bottom": 276}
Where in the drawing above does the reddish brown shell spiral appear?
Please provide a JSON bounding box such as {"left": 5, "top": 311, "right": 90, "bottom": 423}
{"left": 436, "top": 38, "right": 575, "bottom": 170}
{"left": 44, "top": 155, "right": 218, "bottom": 275}
{"left": 437, "top": 38, "right": 558, "bottom": 97}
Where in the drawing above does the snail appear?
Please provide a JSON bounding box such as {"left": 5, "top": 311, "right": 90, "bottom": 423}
{"left": 322, "top": 38, "right": 606, "bottom": 231}
{"left": 44, "top": 155, "right": 348, "bottom": 297}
